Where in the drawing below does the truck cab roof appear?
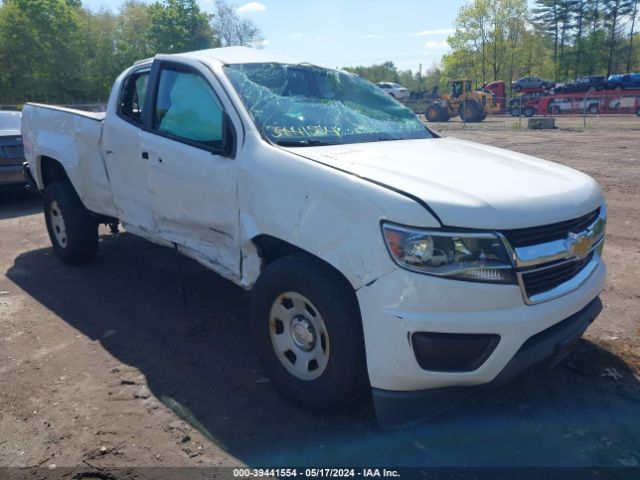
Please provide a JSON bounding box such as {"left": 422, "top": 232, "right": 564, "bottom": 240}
{"left": 136, "top": 46, "right": 302, "bottom": 68}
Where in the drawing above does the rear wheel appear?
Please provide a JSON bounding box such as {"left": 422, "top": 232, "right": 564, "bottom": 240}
{"left": 540, "top": 83, "right": 548, "bottom": 90}
{"left": 44, "top": 181, "right": 98, "bottom": 265}
{"left": 250, "top": 255, "right": 369, "bottom": 411}
{"left": 523, "top": 107, "right": 535, "bottom": 117}
{"left": 459, "top": 100, "right": 482, "bottom": 122}
{"left": 588, "top": 104, "right": 599, "bottom": 114}
{"left": 515, "top": 85, "right": 522, "bottom": 92}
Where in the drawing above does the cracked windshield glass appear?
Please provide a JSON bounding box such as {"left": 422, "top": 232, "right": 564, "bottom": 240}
{"left": 224, "top": 63, "right": 433, "bottom": 146}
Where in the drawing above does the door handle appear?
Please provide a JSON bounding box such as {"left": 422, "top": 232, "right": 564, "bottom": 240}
{"left": 141, "top": 151, "right": 149, "bottom": 160}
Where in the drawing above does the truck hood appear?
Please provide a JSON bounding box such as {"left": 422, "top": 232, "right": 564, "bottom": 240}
{"left": 282, "top": 137, "right": 603, "bottom": 229}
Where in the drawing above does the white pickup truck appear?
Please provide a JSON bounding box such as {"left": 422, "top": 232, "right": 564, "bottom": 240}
{"left": 22, "top": 47, "right": 606, "bottom": 426}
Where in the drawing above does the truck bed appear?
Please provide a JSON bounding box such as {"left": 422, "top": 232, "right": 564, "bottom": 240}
{"left": 22, "top": 103, "right": 117, "bottom": 217}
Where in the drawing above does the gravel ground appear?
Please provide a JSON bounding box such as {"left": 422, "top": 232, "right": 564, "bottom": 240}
{"left": 1, "top": 116, "right": 639, "bottom": 471}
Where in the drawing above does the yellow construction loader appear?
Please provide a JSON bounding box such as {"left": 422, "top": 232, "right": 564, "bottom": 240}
{"left": 424, "top": 79, "right": 501, "bottom": 122}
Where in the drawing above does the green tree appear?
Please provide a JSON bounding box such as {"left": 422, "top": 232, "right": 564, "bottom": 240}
{"left": 79, "top": 8, "right": 120, "bottom": 101}
{"left": 115, "top": 0, "right": 155, "bottom": 67}
{"left": 0, "top": 0, "right": 84, "bottom": 103}
{"left": 342, "top": 61, "right": 401, "bottom": 83}
{"left": 444, "top": 0, "right": 528, "bottom": 91}
{"left": 148, "top": 0, "right": 216, "bottom": 53}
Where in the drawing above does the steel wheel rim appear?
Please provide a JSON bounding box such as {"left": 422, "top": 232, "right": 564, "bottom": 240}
{"left": 49, "top": 200, "right": 68, "bottom": 248}
{"left": 269, "top": 291, "right": 330, "bottom": 381}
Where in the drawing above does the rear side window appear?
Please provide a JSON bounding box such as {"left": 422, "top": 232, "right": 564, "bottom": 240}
{"left": 153, "top": 67, "right": 224, "bottom": 148}
{"left": 119, "top": 69, "right": 149, "bottom": 125}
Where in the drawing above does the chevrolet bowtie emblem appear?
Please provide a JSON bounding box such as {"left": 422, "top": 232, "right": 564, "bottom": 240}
{"left": 565, "top": 232, "right": 591, "bottom": 258}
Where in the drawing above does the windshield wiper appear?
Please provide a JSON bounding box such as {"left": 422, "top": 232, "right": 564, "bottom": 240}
{"left": 274, "top": 139, "right": 340, "bottom": 147}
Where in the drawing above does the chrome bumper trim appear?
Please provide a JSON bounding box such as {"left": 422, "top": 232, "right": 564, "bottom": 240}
{"left": 516, "top": 239, "right": 603, "bottom": 305}
{"left": 499, "top": 206, "right": 606, "bottom": 268}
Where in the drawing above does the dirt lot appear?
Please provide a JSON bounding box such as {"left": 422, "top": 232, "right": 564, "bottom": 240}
{"left": 1, "top": 116, "right": 639, "bottom": 471}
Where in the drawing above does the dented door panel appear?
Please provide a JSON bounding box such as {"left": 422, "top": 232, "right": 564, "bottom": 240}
{"left": 141, "top": 131, "right": 241, "bottom": 281}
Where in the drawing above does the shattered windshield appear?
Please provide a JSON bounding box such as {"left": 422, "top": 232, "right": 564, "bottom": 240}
{"left": 223, "top": 63, "right": 432, "bottom": 146}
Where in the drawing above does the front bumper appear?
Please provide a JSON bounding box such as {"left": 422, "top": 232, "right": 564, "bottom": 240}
{"left": 356, "top": 256, "right": 606, "bottom": 425}
{"left": 372, "top": 296, "right": 602, "bottom": 427}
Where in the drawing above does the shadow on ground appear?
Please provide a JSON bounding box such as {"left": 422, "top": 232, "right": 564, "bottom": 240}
{"left": 6, "top": 232, "right": 640, "bottom": 467}
{"left": 0, "top": 189, "right": 41, "bottom": 220}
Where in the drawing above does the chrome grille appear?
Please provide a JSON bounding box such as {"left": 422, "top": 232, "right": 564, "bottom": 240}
{"left": 521, "top": 252, "right": 594, "bottom": 298}
{"left": 501, "top": 208, "right": 601, "bottom": 248}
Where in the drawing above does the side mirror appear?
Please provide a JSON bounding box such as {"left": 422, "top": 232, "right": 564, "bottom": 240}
{"left": 220, "top": 111, "right": 237, "bottom": 158}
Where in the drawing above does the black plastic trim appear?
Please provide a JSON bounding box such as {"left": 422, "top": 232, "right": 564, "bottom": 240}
{"left": 412, "top": 332, "right": 500, "bottom": 372}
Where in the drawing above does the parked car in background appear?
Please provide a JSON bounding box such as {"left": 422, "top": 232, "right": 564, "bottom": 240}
{"left": 555, "top": 76, "right": 606, "bottom": 93}
{"left": 507, "top": 94, "right": 545, "bottom": 117}
{"left": 376, "top": 82, "right": 410, "bottom": 99}
{"left": 607, "top": 95, "right": 638, "bottom": 110}
{"left": 0, "top": 111, "right": 26, "bottom": 190}
{"left": 607, "top": 73, "right": 640, "bottom": 90}
{"left": 548, "top": 98, "right": 600, "bottom": 114}
{"left": 511, "top": 76, "right": 555, "bottom": 92}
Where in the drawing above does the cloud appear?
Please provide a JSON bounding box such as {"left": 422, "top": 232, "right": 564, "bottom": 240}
{"left": 424, "top": 40, "right": 449, "bottom": 50}
{"left": 356, "top": 33, "right": 384, "bottom": 39}
{"left": 258, "top": 39, "right": 270, "bottom": 46}
{"left": 412, "top": 28, "right": 454, "bottom": 36}
{"left": 237, "top": 2, "right": 267, "bottom": 13}
{"left": 354, "top": 29, "right": 454, "bottom": 41}
{"left": 290, "top": 32, "right": 304, "bottom": 38}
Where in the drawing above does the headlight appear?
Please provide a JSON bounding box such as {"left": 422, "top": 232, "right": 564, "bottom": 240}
{"left": 382, "top": 223, "right": 516, "bottom": 283}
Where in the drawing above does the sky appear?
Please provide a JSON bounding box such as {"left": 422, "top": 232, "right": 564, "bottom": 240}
{"left": 80, "top": 0, "right": 469, "bottom": 72}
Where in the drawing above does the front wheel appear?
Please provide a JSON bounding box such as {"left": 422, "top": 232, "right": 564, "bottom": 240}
{"left": 250, "top": 255, "right": 369, "bottom": 411}
{"left": 44, "top": 181, "right": 98, "bottom": 265}
{"left": 425, "top": 104, "right": 443, "bottom": 122}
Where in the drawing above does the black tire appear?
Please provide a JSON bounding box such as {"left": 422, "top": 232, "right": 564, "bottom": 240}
{"left": 515, "top": 85, "right": 522, "bottom": 92}
{"left": 588, "top": 104, "right": 599, "bottom": 114}
{"left": 510, "top": 107, "right": 521, "bottom": 117}
{"left": 540, "top": 83, "right": 548, "bottom": 90}
{"left": 425, "top": 104, "right": 442, "bottom": 122}
{"left": 44, "top": 181, "right": 98, "bottom": 265}
{"left": 524, "top": 107, "right": 535, "bottom": 117}
{"left": 459, "top": 100, "right": 482, "bottom": 122}
{"left": 250, "top": 254, "right": 369, "bottom": 411}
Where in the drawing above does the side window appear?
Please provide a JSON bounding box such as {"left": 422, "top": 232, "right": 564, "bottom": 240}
{"left": 119, "top": 70, "right": 149, "bottom": 125}
{"left": 153, "top": 67, "right": 224, "bottom": 148}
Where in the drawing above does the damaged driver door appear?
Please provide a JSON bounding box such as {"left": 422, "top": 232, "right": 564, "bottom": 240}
{"left": 140, "top": 60, "right": 241, "bottom": 281}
